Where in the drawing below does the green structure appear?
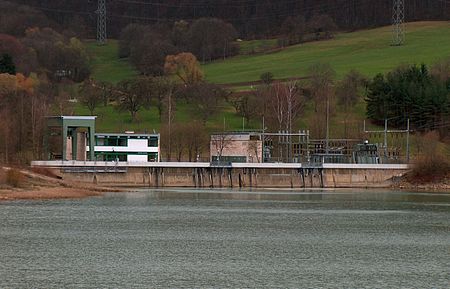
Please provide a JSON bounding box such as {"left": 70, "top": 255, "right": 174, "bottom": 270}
{"left": 44, "top": 116, "right": 96, "bottom": 161}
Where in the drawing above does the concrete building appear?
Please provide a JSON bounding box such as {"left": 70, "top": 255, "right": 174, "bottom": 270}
{"left": 44, "top": 116, "right": 160, "bottom": 162}
{"left": 88, "top": 133, "right": 160, "bottom": 162}
{"left": 210, "top": 132, "right": 263, "bottom": 163}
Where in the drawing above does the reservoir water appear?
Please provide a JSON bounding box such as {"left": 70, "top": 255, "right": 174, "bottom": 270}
{"left": 0, "top": 189, "right": 449, "bottom": 288}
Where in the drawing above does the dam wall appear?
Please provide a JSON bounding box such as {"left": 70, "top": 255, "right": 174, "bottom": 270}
{"left": 31, "top": 161, "right": 409, "bottom": 188}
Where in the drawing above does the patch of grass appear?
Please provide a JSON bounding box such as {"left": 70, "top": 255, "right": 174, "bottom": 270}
{"left": 203, "top": 21, "right": 450, "bottom": 84}
{"left": 85, "top": 40, "right": 137, "bottom": 83}
{"left": 238, "top": 38, "right": 279, "bottom": 55}
{"left": 73, "top": 100, "right": 248, "bottom": 133}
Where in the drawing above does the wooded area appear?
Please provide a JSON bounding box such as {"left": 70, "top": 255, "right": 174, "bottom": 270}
{"left": 8, "top": 0, "right": 450, "bottom": 39}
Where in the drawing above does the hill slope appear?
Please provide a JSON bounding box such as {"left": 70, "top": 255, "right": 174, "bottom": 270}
{"left": 203, "top": 21, "right": 450, "bottom": 84}
{"left": 82, "top": 21, "right": 449, "bottom": 139}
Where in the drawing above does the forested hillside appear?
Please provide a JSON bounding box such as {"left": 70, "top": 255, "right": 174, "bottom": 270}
{"left": 10, "top": 0, "right": 450, "bottom": 38}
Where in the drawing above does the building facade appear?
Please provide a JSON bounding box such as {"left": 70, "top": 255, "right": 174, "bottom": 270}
{"left": 210, "top": 132, "right": 263, "bottom": 163}
{"left": 88, "top": 133, "right": 160, "bottom": 162}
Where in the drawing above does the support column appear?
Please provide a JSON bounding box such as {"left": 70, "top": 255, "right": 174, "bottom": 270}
{"left": 71, "top": 128, "right": 78, "bottom": 161}
{"left": 88, "top": 126, "right": 95, "bottom": 160}
{"left": 62, "top": 124, "right": 68, "bottom": 161}
{"left": 43, "top": 126, "right": 49, "bottom": 160}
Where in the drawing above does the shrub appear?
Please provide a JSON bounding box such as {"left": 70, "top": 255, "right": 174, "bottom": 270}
{"left": 0, "top": 167, "right": 6, "bottom": 184}
{"left": 6, "top": 168, "right": 25, "bottom": 187}
{"left": 409, "top": 132, "right": 450, "bottom": 183}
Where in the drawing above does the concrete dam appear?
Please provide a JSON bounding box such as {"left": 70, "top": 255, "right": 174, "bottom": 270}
{"left": 31, "top": 161, "right": 410, "bottom": 188}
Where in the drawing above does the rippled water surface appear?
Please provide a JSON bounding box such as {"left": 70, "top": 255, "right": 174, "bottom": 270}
{"left": 0, "top": 189, "right": 449, "bottom": 288}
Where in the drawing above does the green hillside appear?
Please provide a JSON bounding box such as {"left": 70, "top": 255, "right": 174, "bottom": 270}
{"left": 204, "top": 21, "right": 450, "bottom": 84}
{"left": 82, "top": 21, "right": 449, "bottom": 137}
{"left": 86, "top": 40, "right": 137, "bottom": 83}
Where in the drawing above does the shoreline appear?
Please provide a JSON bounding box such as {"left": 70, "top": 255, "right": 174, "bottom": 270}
{"left": 0, "top": 166, "right": 448, "bottom": 202}
{"left": 1, "top": 183, "right": 448, "bottom": 202}
{"left": 0, "top": 166, "right": 122, "bottom": 202}
{"left": 0, "top": 187, "right": 104, "bottom": 201}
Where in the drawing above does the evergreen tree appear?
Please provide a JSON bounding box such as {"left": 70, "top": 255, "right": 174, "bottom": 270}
{"left": 366, "top": 64, "right": 449, "bottom": 130}
{"left": 0, "top": 54, "right": 16, "bottom": 75}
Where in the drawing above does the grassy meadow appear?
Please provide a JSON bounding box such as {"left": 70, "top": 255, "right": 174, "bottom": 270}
{"left": 204, "top": 21, "right": 450, "bottom": 84}
{"left": 86, "top": 40, "right": 137, "bottom": 83}
{"left": 81, "top": 21, "right": 449, "bottom": 139}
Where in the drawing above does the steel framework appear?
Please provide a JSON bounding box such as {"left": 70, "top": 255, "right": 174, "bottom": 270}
{"left": 96, "top": 0, "right": 107, "bottom": 45}
{"left": 392, "top": 0, "right": 405, "bottom": 46}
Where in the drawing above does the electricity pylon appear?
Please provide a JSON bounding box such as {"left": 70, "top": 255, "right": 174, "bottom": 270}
{"left": 96, "top": 0, "right": 107, "bottom": 45}
{"left": 392, "top": 0, "right": 405, "bottom": 46}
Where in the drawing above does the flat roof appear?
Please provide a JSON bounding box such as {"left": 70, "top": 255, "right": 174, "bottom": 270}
{"left": 95, "top": 133, "right": 159, "bottom": 137}
{"left": 211, "top": 131, "right": 262, "bottom": 136}
{"left": 47, "top": 116, "right": 97, "bottom": 120}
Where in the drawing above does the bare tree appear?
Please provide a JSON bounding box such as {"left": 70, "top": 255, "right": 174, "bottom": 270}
{"left": 336, "top": 70, "right": 366, "bottom": 138}
{"left": 185, "top": 121, "right": 208, "bottom": 162}
{"left": 152, "top": 76, "right": 178, "bottom": 122}
{"left": 183, "top": 82, "right": 229, "bottom": 124}
{"left": 114, "top": 79, "right": 146, "bottom": 122}
{"left": 307, "top": 63, "right": 336, "bottom": 138}
{"left": 211, "top": 133, "right": 234, "bottom": 162}
{"left": 79, "top": 78, "right": 102, "bottom": 115}
{"left": 266, "top": 81, "right": 305, "bottom": 132}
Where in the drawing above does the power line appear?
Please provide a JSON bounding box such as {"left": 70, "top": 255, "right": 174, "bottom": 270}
{"left": 108, "top": 0, "right": 374, "bottom": 23}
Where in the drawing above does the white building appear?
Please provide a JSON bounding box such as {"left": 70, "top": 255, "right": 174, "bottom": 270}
{"left": 87, "top": 133, "right": 160, "bottom": 162}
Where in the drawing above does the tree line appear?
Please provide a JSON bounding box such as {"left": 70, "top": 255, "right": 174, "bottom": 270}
{"left": 9, "top": 0, "right": 450, "bottom": 39}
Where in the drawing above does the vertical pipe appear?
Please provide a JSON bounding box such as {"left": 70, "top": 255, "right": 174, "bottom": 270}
{"left": 406, "top": 118, "right": 410, "bottom": 163}
{"left": 262, "top": 117, "right": 265, "bottom": 163}
{"left": 384, "top": 119, "right": 388, "bottom": 157}
{"left": 62, "top": 124, "right": 67, "bottom": 161}
{"left": 326, "top": 97, "right": 330, "bottom": 155}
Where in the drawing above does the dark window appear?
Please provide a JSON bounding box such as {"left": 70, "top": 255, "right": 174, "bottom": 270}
{"left": 148, "top": 137, "right": 158, "bottom": 147}
{"left": 148, "top": 152, "right": 158, "bottom": 162}
{"left": 212, "top": 156, "right": 246, "bottom": 163}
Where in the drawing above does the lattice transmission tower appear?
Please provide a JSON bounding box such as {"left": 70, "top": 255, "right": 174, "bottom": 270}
{"left": 392, "top": 0, "right": 405, "bottom": 46}
{"left": 96, "top": 0, "right": 107, "bottom": 45}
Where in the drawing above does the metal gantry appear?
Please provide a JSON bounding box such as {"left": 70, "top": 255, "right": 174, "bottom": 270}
{"left": 96, "top": 0, "right": 107, "bottom": 45}
{"left": 392, "top": 0, "right": 405, "bottom": 46}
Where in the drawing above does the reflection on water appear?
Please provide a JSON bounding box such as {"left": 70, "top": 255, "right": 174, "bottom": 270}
{"left": 0, "top": 189, "right": 449, "bottom": 288}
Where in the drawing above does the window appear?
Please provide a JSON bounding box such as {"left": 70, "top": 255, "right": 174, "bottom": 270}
{"left": 118, "top": 137, "right": 127, "bottom": 146}
{"left": 148, "top": 152, "right": 158, "bottom": 162}
{"left": 97, "top": 136, "right": 128, "bottom": 146}
{"left": 95, "top": 152, "right": 127, "bottom": 161}
{"left": 148, "top": 137, "right": 158, "bottom": 147}
{"left": 212, "top": 156, "right": 246, "bottom": 163}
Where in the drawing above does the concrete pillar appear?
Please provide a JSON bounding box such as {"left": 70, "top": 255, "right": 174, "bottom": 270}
{"left": 62, "top": 124, "right": 68, "bottom": 161}
{"left": 71, "top": 128, "right": 78, "bottom": 161}
{"left": 88, "top": 126, "right": 95, "bottom": 161}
